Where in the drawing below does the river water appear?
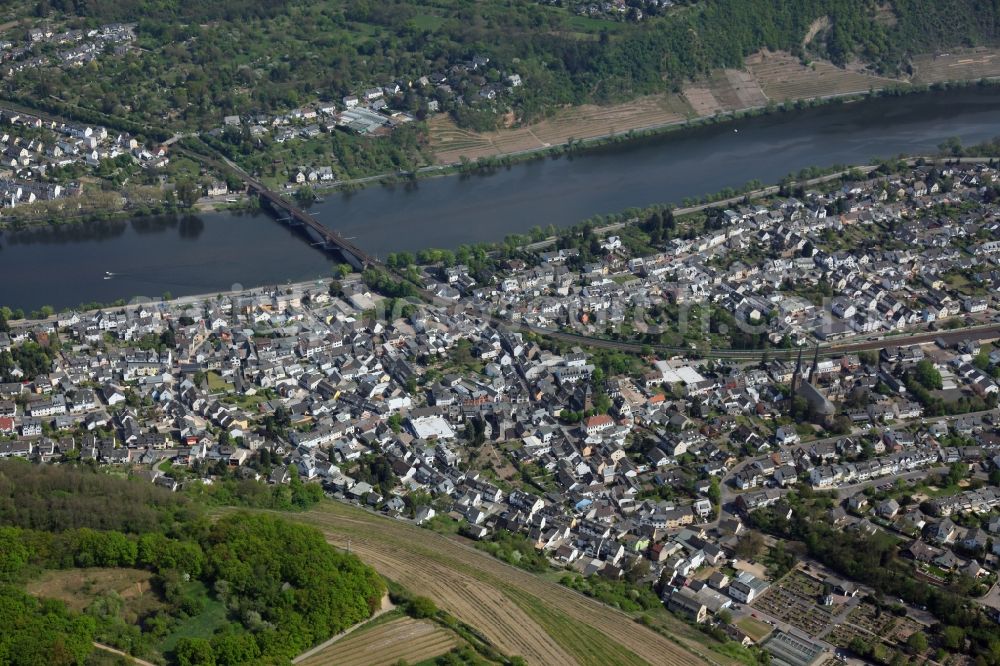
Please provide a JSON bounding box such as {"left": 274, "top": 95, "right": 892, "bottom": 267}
{"left": 3, "top": 88, "right": 1000, "bottom": 311}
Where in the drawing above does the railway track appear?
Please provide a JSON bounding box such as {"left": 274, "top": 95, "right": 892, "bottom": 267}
{"left": 522, "top": 322, "right": 1000, "bottom": 360}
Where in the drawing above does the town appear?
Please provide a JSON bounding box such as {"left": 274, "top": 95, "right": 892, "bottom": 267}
{"left": 0, "top": 22, "right": 135, "bottom": 77}
{"left": 2, "top": 160, "right": 1000, "bottom": 666}
{"left": 0, "top": 40, "right": 529, "bottom": 214}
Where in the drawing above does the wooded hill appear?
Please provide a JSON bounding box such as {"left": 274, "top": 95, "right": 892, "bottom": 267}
{"left": 0, "top": 461, "right": 384, "bottom": 666}
{"left": 5, "top": 0, "right": 999, "bottom": 132}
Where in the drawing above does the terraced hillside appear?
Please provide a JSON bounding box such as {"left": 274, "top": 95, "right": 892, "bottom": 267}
{"left": 429, "top": 94, "right": 691, "bottom": 164}
{"left": 298, "top": 617, "right": 458, "bottom": 666}
{"left": 292, "top": 500, "right": 730, "bottom": 666}
{"left": 431, "top": 44, "right": 1000, "bottom": 167}
{"left": 912, "top": 48, "right": 1000, "bottom": 84}
{"left": 745, "top": 50, "right": 903, "bottom": 102}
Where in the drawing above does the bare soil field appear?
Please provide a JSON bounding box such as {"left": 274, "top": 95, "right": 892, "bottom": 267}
{"left": 912, "top": 48, "right": 1000, "bottom": 84}
{"left": 429, "top": 94, "right": 691, "bottom": 164}
{"left": 802, "top": 17, "right": 831, "bottom": 49}
{"left": 682, "top": 85, "right": 723, "bottom": 117}
{"left": 683, "top": 68, "right": 769, "bottom": 116}
{"left": 702, "top": 69, "right": 769, "bottom": 111}
{"left": 746, "top": 50, "right": 901, "bottom": 102}
{"left": 26, "top": 568, "right": 163, "bottom": 623}
{"left": 298, "top": 617, "right": 457, "bottom": 666}
{"left": 292, "top": 501, "right": 728, "bottom": 666}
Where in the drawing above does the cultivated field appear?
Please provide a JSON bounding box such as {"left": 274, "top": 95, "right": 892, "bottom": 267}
{"left": 746, "top": 50, "right": 902, "bottom": 102}
{"left": 751, "top": 570, "right": 835, "bottom": 638}
{"left": 912, "top": 48, "right": 1000, "bottom": 84}
{"left": 681, "top": 85, "right": 723, "bottom": 117}
{"left": 292, "top": 501, "right": 729, "bottom": 666}
{"left": 429, "top": 94, "right": 691, "bottom": 164}
{"left": 26, "top": 568, "right": 161, "bottom": 622}
{"left": 298, "top": 616, "right": 457, "bottom": 666}
{"left": 684, "top": 69, "right": 769, "bottom": 116}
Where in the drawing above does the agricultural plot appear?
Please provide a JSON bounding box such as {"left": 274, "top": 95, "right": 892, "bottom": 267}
{"left": 827, "top": 621, "right": 875, "bottom": 651}
{"left": 687, "top": 69, "right": 769, "bottom": 113}
{"left": 298, "top": 617, "right": 457, "bottom": 666}
{"left": 682, "top": 85, "right": 723, "bottom": 117}
{"left": 429, "top": 94, "right": 691, "bottom": 164}
{"left": 291, "top": 500, "right": 727, "bottom": 666}
{"left": 912, "top": 48, "right": 1000, "bottom": 84}
{"left": 843, "top": 602, "right": 899, "bottom": 638}
{"left": 827, "top": 601, "right": 928, "bottom": 660}
{"left": 751, "top": 572, "right": 835, "bottom": 638}
{"left": 746, "top": 51, "right": 902, "bottom": 103}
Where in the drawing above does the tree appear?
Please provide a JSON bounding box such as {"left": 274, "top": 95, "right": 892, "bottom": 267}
{"left": 906, "top": 631, "right": 928, "bottom": 654}
{"left": 708, "top": 477, "right": 721, "bottom": 507}
{"left": 408, "top": 596, "right": 437, "bottom": 619}
{"left": 175, "top": 180, "right": 199, "bottom": 209}
{"left": 625, "top": 558, "right": 651, "bottom": 584}
{"left": 0, "top": 587, "right": 96, "bottom": 666}
{"left": 175, "top": 637, "right": 216, "bottom": 666}
{"left": 210, "top": 632, "right": 261, "bottom": 666}
{"left": 734, "top": 532, "right": 765, "bottom": 560}
{"left": 914, "top": 360, "right": 943, "bottom": 390}
{"left": 387, "top": 413, "right": 403, "bottom": 434}
{"left": 947, "top": 462, "right": 969, "bottom": 487}
{"left": 941, "top": 626, "right": 965, "bottom": 651}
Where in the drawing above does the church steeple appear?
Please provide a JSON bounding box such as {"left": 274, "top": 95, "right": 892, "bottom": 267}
{"left": 791, "top": 347, "right": 803, "bottom": 397}
{"left": 808, "top": 343, "right": 820, "bottom": 383}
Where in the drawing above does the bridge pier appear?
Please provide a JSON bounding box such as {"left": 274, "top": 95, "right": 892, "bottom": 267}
{"left": 249, "top": 184, "right": 373, "bottom": 269}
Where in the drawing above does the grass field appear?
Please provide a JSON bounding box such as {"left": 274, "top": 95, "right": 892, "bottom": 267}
{"left": 298, "top": 616, "right": 457, "bottom": 666}
{"left": 736, "top": 616, "right": 773, "bottom": 643}
{"left": 206, "top": 371, "right": 234, "bottom": 392}
{"left": 156, "top": 581, "right": 229, "bottom": 655}
{"left": 287, "top": 500, "right": 733, "bottom": 666}
{"left": 26, "top": 568, "right": 162, "bottom": 623}
{"left": 429, "top": 94, "right": 692, "bottom": 164}
{"left": 912, "top": 48, "right": 1000, "bottom": 84}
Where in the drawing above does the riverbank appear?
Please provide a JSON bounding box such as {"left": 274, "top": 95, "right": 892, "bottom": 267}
{"left": 273, "top": 75, "right": 1000, "bottom": 199}
{"left": 428, "top": 77, "right": 1000, "bottom": 177}
{"left": 6, "top": 275, "right": 333, "bottom": 326}
{"left": 426, "top": 47, "right": 1000, "bottom": 167}
{"left": 7, "top": 151, "right": 998, "bottom": 321}
{"left": 5, "top": 87, "right": 1000, "bottom": 311}
{"left": 1, "top": 72, "right": 997, "bottom": 232}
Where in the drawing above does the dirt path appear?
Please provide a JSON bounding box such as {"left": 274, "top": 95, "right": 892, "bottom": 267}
{"left": 292, "top": 592, "right": 396, "bottom": 663}
{"left": 92, "top": 643, "right": 158, "bottom": 666}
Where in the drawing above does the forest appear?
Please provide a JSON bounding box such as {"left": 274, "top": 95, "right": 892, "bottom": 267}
{"left": 3, "top": 0, "right": 998, "bottom": 134}
{"left": 0, "top": 461, "right": 384, "bottom": 665}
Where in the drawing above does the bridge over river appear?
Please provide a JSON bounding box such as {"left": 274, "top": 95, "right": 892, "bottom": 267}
{"left": 175, "top": 147, "right": 374, "bottom": 271}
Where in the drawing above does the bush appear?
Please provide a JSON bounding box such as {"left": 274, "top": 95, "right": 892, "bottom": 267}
{"left": 408, "top": 596, "right": 438, "bottom": 619}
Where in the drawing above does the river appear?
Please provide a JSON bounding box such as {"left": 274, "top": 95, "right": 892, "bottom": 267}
{"left": 3, "top": 88, "right": 1000, "bottom": 311}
